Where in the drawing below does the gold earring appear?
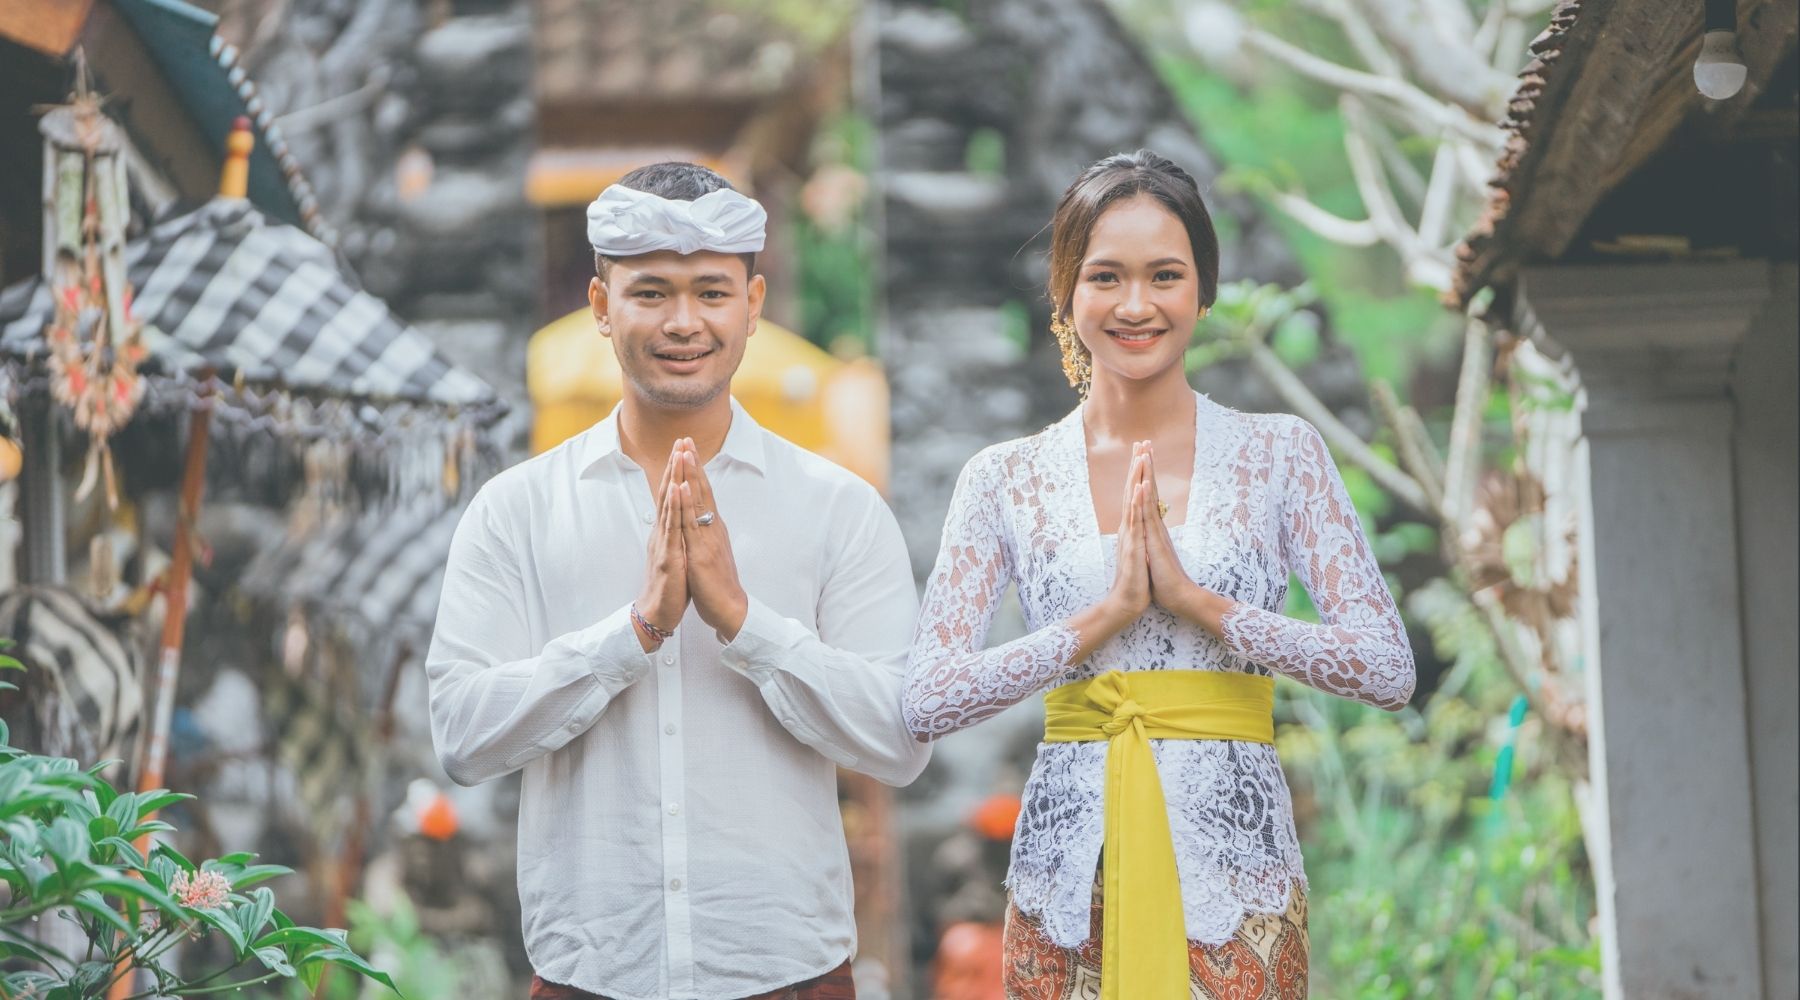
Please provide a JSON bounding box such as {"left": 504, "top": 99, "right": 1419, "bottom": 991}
{"left": 1050, "top": 313, "right": 1091, "bottom": 398}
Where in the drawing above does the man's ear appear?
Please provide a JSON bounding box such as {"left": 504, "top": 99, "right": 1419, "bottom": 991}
{"left": 589, "top": 275, "right": 611, "bottom": 337}
{"left": 745, "top": 272, "right": 766, "bottom": 333}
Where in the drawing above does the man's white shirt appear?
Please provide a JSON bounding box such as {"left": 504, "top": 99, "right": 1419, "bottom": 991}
{"left": 425, "top": 398, "right": 928, "bottom": 1000}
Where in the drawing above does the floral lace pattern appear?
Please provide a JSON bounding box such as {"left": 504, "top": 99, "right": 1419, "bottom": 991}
{"left": 904, "top": 393, "right": 1416, "bottom": 947}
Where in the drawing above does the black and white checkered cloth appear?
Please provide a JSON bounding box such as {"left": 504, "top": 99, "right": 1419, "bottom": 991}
{"left": 237, "top": 499, "right": 464, "bottom": 641}
{"left": 0, "top": 198, "right": 495, "bottom": 411}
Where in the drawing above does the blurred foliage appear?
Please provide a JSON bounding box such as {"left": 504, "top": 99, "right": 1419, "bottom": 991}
{"left": 284, "top": 895, "right": 510, "bottom": 1000}
{"left": 716, "top": 0, "right": 860, "bottom": 51}
{"left": 1156, "top": 57, "right": 1459, "bottom": 390}
{"left": 794, "top": 112, "right": 877, "bottom": 354}
{"left": 1276, "top": 578, "right": 1600, "bottom": 998}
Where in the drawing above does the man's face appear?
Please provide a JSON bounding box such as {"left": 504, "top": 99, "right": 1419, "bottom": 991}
{"left": 589, "top": 250, "right": 765, "bottom": 410}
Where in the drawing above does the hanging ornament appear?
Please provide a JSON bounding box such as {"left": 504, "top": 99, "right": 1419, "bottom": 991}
{"left": 40, "top": 75, "right": 145, "bottom": 509}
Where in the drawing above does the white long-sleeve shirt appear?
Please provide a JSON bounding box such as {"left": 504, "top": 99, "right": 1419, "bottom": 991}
{"left": 903, "top": 392, "right": 1416, "bottom": 948}
{"left": 425, "top": 398, "right": 928, "bottom": 1000}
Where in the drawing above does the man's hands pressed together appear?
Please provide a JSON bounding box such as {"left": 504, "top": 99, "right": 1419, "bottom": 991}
{"left": 631, "top": 438, "right": 750, "bottom": 652}
{"left": 633, "top": 442, "right": 691, "bottom": 651}
{"left": 675, "top": 443, "right": 750, "bottom": 642}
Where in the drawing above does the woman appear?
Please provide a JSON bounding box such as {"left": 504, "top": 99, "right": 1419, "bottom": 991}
{"left": 903, "top": 150, "right": 1416, "bottom": 1000}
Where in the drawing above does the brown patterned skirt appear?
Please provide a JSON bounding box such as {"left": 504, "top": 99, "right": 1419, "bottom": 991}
{"left": 529, "top": 958, "right": 855, "bottom": 1000}
{"left": 1002, "top": 880, "right": 1308, "bottom": 1000}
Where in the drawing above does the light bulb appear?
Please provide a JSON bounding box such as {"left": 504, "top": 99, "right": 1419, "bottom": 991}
{"left": 1694, "top": 30, "right": 1747, "bottom": 100}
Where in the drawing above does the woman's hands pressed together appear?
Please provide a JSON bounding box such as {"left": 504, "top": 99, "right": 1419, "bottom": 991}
{"left": 1066, "top": 442, "right": 1237, "bottom": 659}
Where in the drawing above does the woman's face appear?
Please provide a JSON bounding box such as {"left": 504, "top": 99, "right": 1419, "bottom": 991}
{"left": 1068, "top": 193, "right": 1201, "bottom": 390}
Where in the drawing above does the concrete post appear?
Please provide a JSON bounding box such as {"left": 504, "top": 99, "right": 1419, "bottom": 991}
{"left": 1519, "top": 260, "right": 1771, "bottom": 1000}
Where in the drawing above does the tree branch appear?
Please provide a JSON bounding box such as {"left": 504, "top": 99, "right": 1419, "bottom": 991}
{"left": 1372, "top": 379, "right": 1445, "bottom": 511}
{"left": 1243, "top": 339, "right": 1433, "bottom": 514}
{"left": 1267, "top": 190, "right": 1383, "bottom": 245}
{"left": 1416, "top": 138, "right": 1461, "bottom": 248}
{"left": 1244, "top": 25, "right": 1502, "bottom": 148}
{"left": 1441, "top": 318, "right": 1491, "bottom": 526}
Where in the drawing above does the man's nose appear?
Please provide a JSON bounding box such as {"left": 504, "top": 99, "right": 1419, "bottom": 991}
{"left": 663, "top": 295, "right": 703, "bottom": 334}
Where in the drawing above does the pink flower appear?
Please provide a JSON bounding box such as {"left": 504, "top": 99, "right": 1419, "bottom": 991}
{"left": 170, "top": 869, "right": 231, "bottom": 910}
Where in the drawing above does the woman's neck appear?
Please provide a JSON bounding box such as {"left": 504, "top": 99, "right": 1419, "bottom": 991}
{"left": 616, "top": 391, "right": 734, "bottom": 471}
{"left": 1082, "top": 365, "right": 1194, "bottom": 444}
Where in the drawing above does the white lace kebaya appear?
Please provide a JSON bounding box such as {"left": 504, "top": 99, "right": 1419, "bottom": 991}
{"left": 903, "top": 391, "right": 1416, "bottom": 948}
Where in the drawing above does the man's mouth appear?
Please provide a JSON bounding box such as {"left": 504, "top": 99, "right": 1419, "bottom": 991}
{"left": 651, "top": 345, "right": 715, "bottom": 370}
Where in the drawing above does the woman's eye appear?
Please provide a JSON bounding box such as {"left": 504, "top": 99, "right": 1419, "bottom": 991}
{"left": 1086, "top": 271, "right": 1118, "bottom": 283}
{"left": 1155, "top": 270, "right": 1184, "bottom": 283}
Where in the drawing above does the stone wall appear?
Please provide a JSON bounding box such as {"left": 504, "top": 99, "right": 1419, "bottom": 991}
{"left": 220, "top": 0, "right": 538, "bottom": 413}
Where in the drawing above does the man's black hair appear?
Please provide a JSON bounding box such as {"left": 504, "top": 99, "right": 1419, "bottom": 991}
{"left": 593, "top": 162, "right": 758, "bottom": 279}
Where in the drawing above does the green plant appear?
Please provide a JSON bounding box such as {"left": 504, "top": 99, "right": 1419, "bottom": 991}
{"left": 284, "top": 896, "right": 509, "bottom": 1000}
{"left": 0, "top": 656, "right": 396, "bottom": 999}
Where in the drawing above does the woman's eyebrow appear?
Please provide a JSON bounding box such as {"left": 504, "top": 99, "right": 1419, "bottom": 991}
{"left": 1082, "top": 257, "right": 1190, "bottom": 268}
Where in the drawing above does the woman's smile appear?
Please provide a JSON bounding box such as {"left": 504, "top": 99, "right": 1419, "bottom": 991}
{"left": 1105, "top": 326, "right": 1167, "bottom": 349}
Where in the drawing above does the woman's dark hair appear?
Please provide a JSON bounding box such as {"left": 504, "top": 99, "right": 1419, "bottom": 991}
{"left": 593, "top": 161, "right": 757, "bottom": 278}
{"left": 1046, "top": 149, "right": 1220, "bottom": 318}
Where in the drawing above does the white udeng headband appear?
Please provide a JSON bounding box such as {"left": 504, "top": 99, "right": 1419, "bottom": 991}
{"left": 585, "top": 184, "right": 767, "bottom": 256}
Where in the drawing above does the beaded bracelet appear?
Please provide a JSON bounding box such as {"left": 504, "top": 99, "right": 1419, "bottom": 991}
{"left": 631, "top": 603, "right": 675, "bottom": 643}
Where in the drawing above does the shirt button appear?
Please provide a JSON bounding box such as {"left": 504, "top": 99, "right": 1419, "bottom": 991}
{"left": 780, "top": 718, "right": 795, "bottom": 728}
{"left": 661, "top": 654, "right": 674, "bottom": 666}
{"left": 664, "top": 723, "right": 676, "bottom": 735}
{"left": 666, "top": 802, "right": 680, "bottom": 816}
{"left": 669, "top": 878, "right": 682, "bottom": 892}
{"left": 641, "top": 511, "right": 654, "bottom": 524}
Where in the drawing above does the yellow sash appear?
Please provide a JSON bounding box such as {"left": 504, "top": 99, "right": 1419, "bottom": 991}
{"left": 1043, "top": 669, "right": 1276, "bottom": 1000}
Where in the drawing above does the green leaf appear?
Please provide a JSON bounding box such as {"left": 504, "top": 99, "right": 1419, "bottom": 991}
{"left": 228, "top": 863, "right": 291, "bottom": 889}
{"left": 254, "top": 925, "right": 348, "bottom": 952}
{"left": 98, "top": 835, "right": 147, "bottom": 868}
{"left": 153, "top": 841, "right": 196, "bottom": 873}
{"left": 132, "top": 791, "right": 192, "bottom": 819}
{"left": 254, "top": 945, "right": 298, "bottom": 977}
{"left": 303, "top": 947, "right": 399, "bottom": 993}
{"left": 71, "top": 888, "right": 132, "bottom": 934}
{"left": 236, "top": 886, "right": 275, "bottom": 940}
{"left": 43, "top": 816, "right": 91, "bottom": 868}
{"left": 193, "top": 903, "right": 250, "bottom": 957}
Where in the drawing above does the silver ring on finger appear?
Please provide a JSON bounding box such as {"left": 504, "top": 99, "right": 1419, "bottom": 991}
{"left": 695, "top": 511, "right": 716, "bottom": 527}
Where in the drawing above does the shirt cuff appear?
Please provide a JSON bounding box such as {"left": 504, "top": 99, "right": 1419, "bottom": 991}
{"left": 718, "top": 596, "right": 810, "bottom": 678}
{"left": 577, "top": 605, "right": 658, "bottom": 693}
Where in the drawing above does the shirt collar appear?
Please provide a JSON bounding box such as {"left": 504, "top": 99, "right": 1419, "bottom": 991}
{"left": 578, "top": 396, "right": 767, "bottom": 479}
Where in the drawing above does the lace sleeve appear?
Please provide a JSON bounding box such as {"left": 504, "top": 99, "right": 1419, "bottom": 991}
{"left": 903, "top": 450, "right": 1081, "bottom": 741}
{"left": 1220, "top": 418, "right": 1417, "bottom": 711}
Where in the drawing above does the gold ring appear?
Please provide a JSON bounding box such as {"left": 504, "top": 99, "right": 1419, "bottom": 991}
{"left": 1156, "top": 500, "right": 1169, "bottom": 519}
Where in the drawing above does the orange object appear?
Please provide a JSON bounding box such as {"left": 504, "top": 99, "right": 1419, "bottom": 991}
{"left": 219, "top": 116, "right": 252, "bottom": 199}
{"left": 969, "top": 794, "right": 1022, "bottom": 842}
{"left": 418, "top": 791, "right": 460, "bottom": 841}
{"left": 932, "top": 922, "right": 1005, "bottom": 1000}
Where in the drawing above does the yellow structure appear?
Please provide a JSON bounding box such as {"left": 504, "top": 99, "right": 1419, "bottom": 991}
{"left": 526, "top": 309, "right": 891, "bottom": 493}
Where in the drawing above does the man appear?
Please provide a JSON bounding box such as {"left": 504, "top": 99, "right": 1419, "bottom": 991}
{"left": 426, "top": 162, "right": 929, "bottom": 1000}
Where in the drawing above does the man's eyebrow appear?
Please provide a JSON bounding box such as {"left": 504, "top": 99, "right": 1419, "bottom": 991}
{"left": 692, "top": 273, "right": 737, "bottom": 286}
{"left": 625, "top": 274, "right": 674, "bottom": 287}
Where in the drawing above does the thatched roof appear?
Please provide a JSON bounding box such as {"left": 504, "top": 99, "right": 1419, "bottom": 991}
{"left": 1450, "top": 0, "right": 1798, "bottom": 307}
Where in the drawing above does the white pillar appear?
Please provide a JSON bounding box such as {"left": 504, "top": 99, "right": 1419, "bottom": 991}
{"left": 1519, "top": 260, "right": 1771, "bottom": 1000}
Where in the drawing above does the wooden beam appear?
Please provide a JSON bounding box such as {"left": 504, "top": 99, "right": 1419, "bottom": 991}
{"left": 77, "top": 1, "right": 217, "bottom": 203}
{"left": 1456, "top": 0, "right": 1797, "bottom": 301}
{"left": 0, "top": 0, "right": 94, "bottom": 58}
